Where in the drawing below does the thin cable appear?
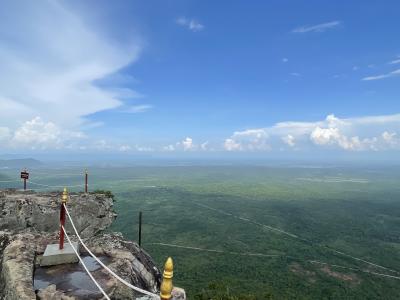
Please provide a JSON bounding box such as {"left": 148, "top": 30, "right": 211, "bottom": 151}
{"left": 28, "top": 180, "right": 85, "bottom": 188}
{"left": 195, "top": 202, "right": 400, "bottom": 274}
{"left": 61, "top": 225, "right": 110, "bottom": 300}
{"left": 308, "top": 260, "right": 400, "bottom": 280}
{"left": 63, "top": 204, "right": 160, "bottom": 299}
{"left": 150, "top": 242, "right": 282, "bottom": 257}
{"left": 151, "top": 242, "right": 400, "bottom": 280}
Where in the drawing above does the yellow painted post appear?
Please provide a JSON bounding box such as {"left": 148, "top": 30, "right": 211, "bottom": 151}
{"left": 62, "top": 187, "right": 68, "bottom": 203}
{"left": 160, "top": 257, "right": 173, "bottom": 300}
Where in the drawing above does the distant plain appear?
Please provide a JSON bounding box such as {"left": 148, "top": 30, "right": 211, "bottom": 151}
{"left": 1, "top": 163, "right": 400, "bottom": 299}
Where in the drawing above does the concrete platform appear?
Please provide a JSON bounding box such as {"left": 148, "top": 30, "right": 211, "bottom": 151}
{"left": 40, "top": 242, "right": 80, "bottom": 267}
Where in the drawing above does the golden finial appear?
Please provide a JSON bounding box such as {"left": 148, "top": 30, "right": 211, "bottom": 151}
{"left": 160, "top": 257, "right": 173, "bottom": 300}
{"left": 62, "top": 187, "right": 68, "bottom": 203}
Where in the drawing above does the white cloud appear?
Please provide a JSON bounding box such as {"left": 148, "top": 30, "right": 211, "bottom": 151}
{"left": 0, "top": 127, "right": 11, "bottom": 142}
{"left": 224, "top": 129, "right": 270, "bottom": 151}
{"left": 0, "top": 1, "right": 142, "bottom": 135}
{"left": 134, "top": 146, "right": 154, "bottom": 152}
{"left": 200, "top": 141, "right": 209, "bottom": 151}
{"left": 119, "top": 145, "right": 131, "bottom": 152}
{"left": 224, "top": 113, "right": 400, "bottom": 152}
{"left": 176, "top": 17, "right": 204, "bottom": 32}
{"left": 290, "top": 72, "right": 301, "bottom": 77}
{"left": 167, "top": 138, "right": 210, "bottom": 152}
{"left": 182, "top": 137, "right": 194, "bottom": 151}
{"left": 309, "top": 127, "right": 365, "bottom": 150}
{"left": 362, "top": 69, "right": 400, "bottom": 81}
{"left": 292, "top": 21, "right": 341, "bottom": 33}
{"left": 10, "top": 117, "right": 84, "bottom": 149}
{"left": 224, "top": 138, "right": 242, "bottom": 151}
{"left": 163, "top": 144, "right": 175, "bottom": 152}
{"left": 282, "top": 134, "right": 295, "bottom": 147}
{"left": 282, "top": 58, "right": 289, "bottom": 63}
{"left": 382, "top": 131, "right": 399, "bottom": 147}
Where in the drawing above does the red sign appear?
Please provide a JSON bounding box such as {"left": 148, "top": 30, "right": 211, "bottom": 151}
{"left": 21, "top": 172, "right": 29, "bottom": 179}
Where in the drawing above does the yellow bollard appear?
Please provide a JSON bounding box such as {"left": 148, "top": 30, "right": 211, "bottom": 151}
{"left": 62, "top": 187, "right": 68, "bottom": 203}
{"left": 160, "top": 257, "right": 173, "bottom": 300}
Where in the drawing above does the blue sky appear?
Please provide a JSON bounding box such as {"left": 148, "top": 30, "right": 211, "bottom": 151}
{"left": 0, "top": 0, "right": 399, "bottom": 157}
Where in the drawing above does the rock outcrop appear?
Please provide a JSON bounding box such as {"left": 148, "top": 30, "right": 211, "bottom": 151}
{"left": 0, "top": 231, "right": 161, "bottom": 299}
{"left": 0, "top": 189, "right": 185, "bottom": 300}
{"left": 0, "top": 189, "right": 116, "bottom": 237}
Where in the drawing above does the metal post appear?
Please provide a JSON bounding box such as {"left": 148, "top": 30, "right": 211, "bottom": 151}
{"left": 59, "top": 188, "right": 68, "bottom": 250}
{"left": 22, "top": 168, "right": 28, "bottom": 191}
{"left": 160, "top": 257, "right": 174, "bottom": 300}
{"left": 85, "top": 169, "right": 88, "bottom": 193}
{"left": 138, "top": 211, "right": 142, "bottom": 247}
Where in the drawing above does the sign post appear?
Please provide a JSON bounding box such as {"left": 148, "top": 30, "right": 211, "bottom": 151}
{"left": 20, "top": 169, "right": 29, "bottom": 191}
{"left": 59, "top": 188, "right": 68, "bottom": 250}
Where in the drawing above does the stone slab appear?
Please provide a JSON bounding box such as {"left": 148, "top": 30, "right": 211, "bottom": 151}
{"left": 40, "top": 242, "right": 79, "bottom": 267}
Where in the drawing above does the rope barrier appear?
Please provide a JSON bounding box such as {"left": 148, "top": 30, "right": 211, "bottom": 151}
{"left": 61, "top": 225, "right": 111, "bottom": 300}
{"left": 195, "top": 202, "right": 400, "bottom": 275}
{"left": 63, "top": 204, "right": 160, "bottom": 299}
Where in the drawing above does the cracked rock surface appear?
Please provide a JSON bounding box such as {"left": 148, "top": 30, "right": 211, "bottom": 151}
{"left": 0, "top": 189, "right": 116, "bottom": 238}
{"left": 0, "top": 231, "right": 162, "bottom": 300}
{"left": 0, "top": 190, "right": 177, "bottom": 300}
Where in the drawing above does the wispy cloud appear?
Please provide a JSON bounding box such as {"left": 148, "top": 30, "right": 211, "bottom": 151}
{"left": 121, "top": 105, "right": 153, "bottom": 113}
{"left": 292, "top": 21, "right": 341, "bottom": 33}
{"left": 282, "top": 58, "right": 289, "bottom": 63}
{"left": 0, "top": 1, "right": 142, "bottom": 133}
{"left": 389, "top": 59, "right": 400, "bottom": 65}
{"left": 176, "top": 17, "right": 204, "bottom": 32}
{"left": 362, "top": 69, "right": 400, "bottom": 81}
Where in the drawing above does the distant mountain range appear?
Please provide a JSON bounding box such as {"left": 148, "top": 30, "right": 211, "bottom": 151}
{"left": 0, "top": 158, "right": 43, "bottom": 169}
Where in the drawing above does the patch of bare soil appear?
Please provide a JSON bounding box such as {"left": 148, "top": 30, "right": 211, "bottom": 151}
{"left": 290, "top": 263, "right": 317, "bottom": 283}
{"left": 320, "top": 266, "right": 360, "bottom": 285}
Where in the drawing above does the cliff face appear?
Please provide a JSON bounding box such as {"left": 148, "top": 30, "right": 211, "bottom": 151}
{"left": 0, "top": 189, "right": 116, "bottom": 237}
{"left": 0, "top": 189, "right": 166, "bottom": 300}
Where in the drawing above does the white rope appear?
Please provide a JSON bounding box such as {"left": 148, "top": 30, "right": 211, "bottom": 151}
{"left": 61, "top": 225, "right": 111, "bottom": 300}
{"left": 63, "top": 204, "right": 160, "bottom": 299}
